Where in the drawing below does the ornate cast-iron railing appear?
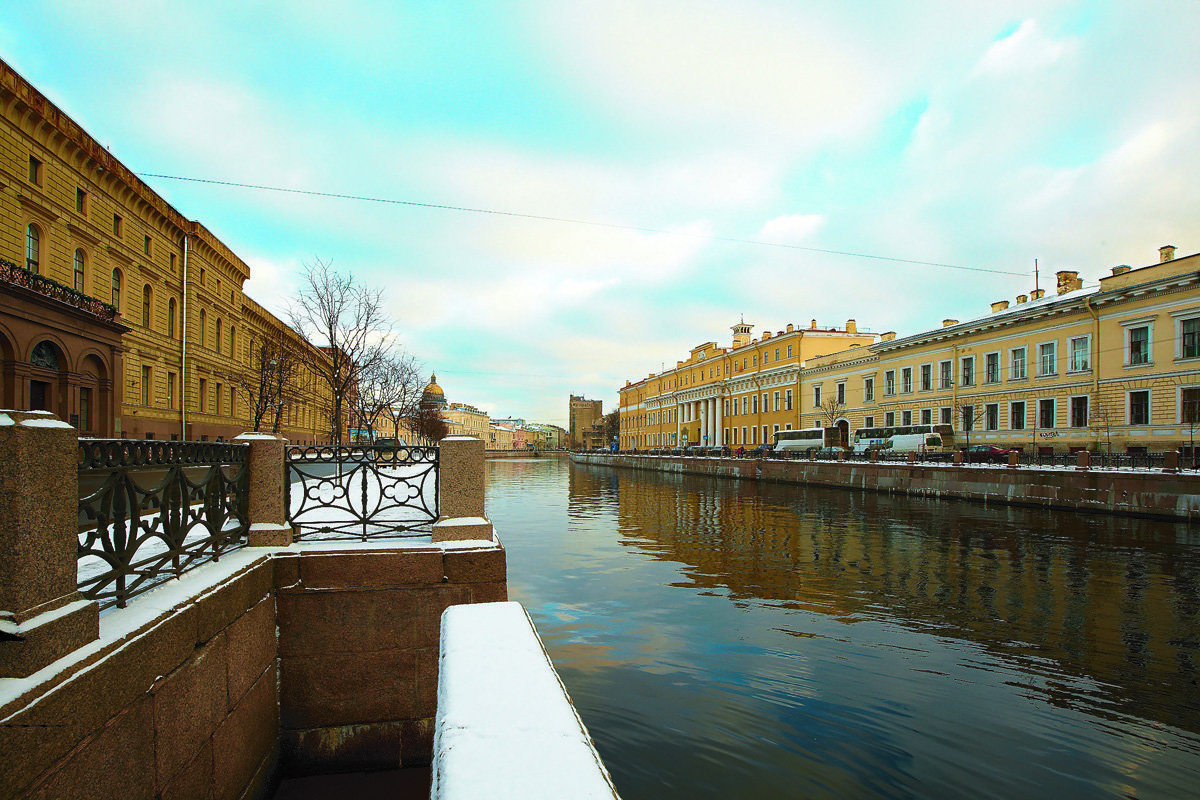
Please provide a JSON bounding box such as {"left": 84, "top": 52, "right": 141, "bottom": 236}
{"left": 286, "top": 443, "right": 439, "bottom": 540}
{"left": 0, "top": 256, "right": 120, "bottom": 322}
{"left": 78, "top": 440, "right": 249, "bottom": 609}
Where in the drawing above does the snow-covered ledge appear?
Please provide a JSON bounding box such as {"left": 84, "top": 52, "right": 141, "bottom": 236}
{"left": 433, "top": 602, "right": 621, "bottom": 800}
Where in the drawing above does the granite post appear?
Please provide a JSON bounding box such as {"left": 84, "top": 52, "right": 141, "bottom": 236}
{"left": 432, "top": 436, "right": 494, "bottom": 542}
{"left": 0, "top": 410, "right": 99, "bottom": 678}
{"left": 234, "top": 432, "right": 294, "bottom": 546}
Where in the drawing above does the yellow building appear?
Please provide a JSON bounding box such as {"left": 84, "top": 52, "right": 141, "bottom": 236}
{"left": 1, "top": 57, "right": 331, "bottom": 443}
{"left": 445, "top": 401, "right": 490, "bottom": 440}
{"left": 488, "top": 423, "right": 514, "bottom": 451}
{"left": 619, "top": 320, "right": 874, "bottom": 449}
{"left": 621, "top": 245, "right": 1200, "bottom": 454}
{"left": 569, "top": 394, "right": 603, "bottom": 449}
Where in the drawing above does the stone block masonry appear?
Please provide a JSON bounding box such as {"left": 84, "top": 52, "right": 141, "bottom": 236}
{"left": 570, "top": 454, "right": 1200, "bottom": 522}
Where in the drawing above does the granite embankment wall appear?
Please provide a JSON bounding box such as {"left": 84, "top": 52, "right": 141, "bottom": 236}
{"left": 571, "top": 454, "right": 1200, "bottom": 521}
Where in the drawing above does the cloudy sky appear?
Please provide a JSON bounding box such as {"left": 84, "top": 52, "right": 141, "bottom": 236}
{"left": 4, "top": 1, "right": 1198, "bottom": 425}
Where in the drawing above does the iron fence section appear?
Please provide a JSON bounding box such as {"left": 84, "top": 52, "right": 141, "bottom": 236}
{"left": 286, "top": 444, "right": 439, "bottom": 540}
{"left": 77, "top": 440, "right": 249, "bottom": 609}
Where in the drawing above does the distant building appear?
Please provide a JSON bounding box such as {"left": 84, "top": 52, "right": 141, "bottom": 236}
{"left": 445, "top": 401, "right": 489, "bottom": 440}
{"left": 419, "top": 373, "right": 448, "bottom": 412}
{"left": 569, "top": 395, "right": 603, "bottom": 449}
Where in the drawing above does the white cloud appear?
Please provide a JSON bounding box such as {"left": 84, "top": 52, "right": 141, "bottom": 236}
{"left": 755, "top": 213, "right": 824, "bottom": 244}
{"left": 972, "top": 19, "right": 1076, "bottom": 78}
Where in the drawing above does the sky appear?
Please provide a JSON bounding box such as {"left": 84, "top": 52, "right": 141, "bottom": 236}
{"left": 3, "top": 1, "right": 1199, "bottom": 426}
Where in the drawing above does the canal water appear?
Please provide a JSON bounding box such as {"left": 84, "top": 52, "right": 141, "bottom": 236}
{"left": 485, "top": 456, "right": 1200, "bottom": 800}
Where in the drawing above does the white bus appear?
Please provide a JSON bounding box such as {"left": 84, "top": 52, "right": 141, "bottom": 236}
{"left": 851, "top": 424, "right": 954, "bottom": 454}
{"left": 773, "top": 427, "right": 842, "bottom": 452}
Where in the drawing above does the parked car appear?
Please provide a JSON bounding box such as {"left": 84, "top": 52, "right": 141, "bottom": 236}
{"left": 746, "top": 444, "right": 773, "bottom": 458}
{"left": 962, "top": 444, "right": 1018, "bottom": 463}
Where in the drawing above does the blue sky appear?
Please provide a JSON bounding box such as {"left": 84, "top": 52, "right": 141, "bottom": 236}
{"left": 4, "top": 1, "right": 1198, "bottom": 425}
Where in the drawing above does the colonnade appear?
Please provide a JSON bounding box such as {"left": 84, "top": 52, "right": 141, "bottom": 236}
{"left": 677, "top": 396, "right": 724, "bottom": 447}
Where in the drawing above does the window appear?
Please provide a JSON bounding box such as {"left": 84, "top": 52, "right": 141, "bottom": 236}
{"left": 752, "top": 356, "right": 757, "bottom": 366}
{"left": 920, "top": 364, "right": 932, "bottom": 391}
{"left": 920, "top": 408, "right": 932, "bottom": 425}
{"left": 837, "top": 383, "right": 845, "bottom": 404}
{"left": 141, "top": 284, "right": 152, "bottom": 327}
{"left": 1128, "top": 390, "right": 1150, "bottom": 425}
{"left": 141, "top": 365, "right": 151, "bottom": 405}
{"left": 76, "top": 188, "right": 87, "bottom": 214}
{"left": 752, "top": 394, "right": 759, "bottom": 414}
{"left": 143, "top": 235, "right": 152, "bottom": 256}
{"left": 940, "top": 407, "right": 952, "bottom": 425}
{"left": 1038, "top": 399, "right": 1055, "bottom": 429}
{"left": 216, "top": 383, "right": 223, "bottom": 416}
{"left": 1182, "top": 388, "right": 1200, "bottom": 425}
{"left": 901, "top": 367, "right": 912, "bottom": 393}
{"left": 902, "top": 410, "right": 912, "bottom": 426}
{"left": 960, "top": 356, "right": 974, "bottom": 387}
{"left": 787, "top": 345, "right": 792, "bottom": 358}
{"left": 1011, "top": 347, "right": 1027, "bottom": 380}
{"left": 1069, "top": 336, "right": 1090, "bottom": 372}
{"left": 199, "top": 309, "right": 207, "bottom": 347}
{"left": 216, "top": 318, "right": 223, "bottom": 353}
{"left": 1038, "top": 342, "right": 1056, "bottom": 376}
{"left": 773, "top": 391, "right": 780, "bottom": 412}
{"left": 79, "top": 387, "right": 91, "bottom": 431}
{"left": 199, "top": 378, "right": 207, "bottom": 413}
{"left": 785, "top": 389, "right": 793, "bottom": 411}
{"left": 170, "top": 253, "right": 177, "bottom": 273}
{"left": 73, "top": 250, "right": 85, "bottom": 291}
{"left": 864, "top": 416, "right": 875, "bottom": 428}
{"left": 113, "top": 214, "right": 123, "bottom": 237}
{"left": 864, "top": 377, "right": 874, "bottom": 402}
{"left": 813, "top": 386, "right": 821, "bottom": 407}
{"left": 28, "top": 155, "right": 41, "bottom": 184}
{"left": 885, "top": 411, "right": 895, "bottom": 426}
{"left": 762, "top": 425, "right": 768, "bottom": 443}
{"left": 762, "top": 393, "right": 768, "bottom": 412}
{"left": 1180, "top": 318, "right": 1200, "bottom": 360}
{"left": 939, "top": 360, "right": 952, "bottom": 389}
{"left": 885, "top": 370, "right": 896, "bottom": 395}
{"left": 1011, "top": 401, "right": 1026, "bottom": 430}
{"left": 985, "top": 403, "right": 999, "bottom": 430}
{"left": 1129, "top": 326, "right": 1150, "bottom": 365}
{"left": 962, "top": 405, "right": 975, "bottom": 431}
{"left": 985, "top": 352, "right": 999, "bottom": 383}
{"left": 774, "top": 348, "right": 779, "bottom": 361}
{"left": 110, "top": 269, "right": 122, "bottom": 311}
{"left": 168, "top": 298, "right": 177, "bottom": 338}
{"left": 25, "top": 224, "right": 40, "bottom": 273}
{"left": 1070, "top": 396, "right": 1089, "bottom": 427}
{"left": 166, "top": 372, "right": 176, "bottom": 409}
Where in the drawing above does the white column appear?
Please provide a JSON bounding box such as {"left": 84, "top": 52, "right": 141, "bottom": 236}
{"left": 699, "top": 401, "right": 708, "bottom": 445}
{"left": 716, "top": 395, "right": 724, "bottom": 446}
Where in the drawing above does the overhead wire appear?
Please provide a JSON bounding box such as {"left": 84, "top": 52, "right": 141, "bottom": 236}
{"left": 136, "top": 171, "right": 1027, "bottom": 277}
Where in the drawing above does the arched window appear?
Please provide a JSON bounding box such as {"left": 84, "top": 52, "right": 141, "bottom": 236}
{"left": 168, "top": 298, "right": 177, "bottom": 338}
{"left": 199, "top": 309, "right": 207, "bottom": 348}
{"left": 229, "top": 326, "right": 236, "bottom": 360}
{"left": 73, "top": 249, "right": 85, "bottom": 292}
{"left": 26, "top": 225, "right": 40, "bottom": 273}
{"left": 215, "top": 318, "right": 222, "bottom": 354}
{"left": 110, "top": 269, "right": 122, "bottom": 311}
{"left": 142, "top": 284, "right": 152, "bottom": 328}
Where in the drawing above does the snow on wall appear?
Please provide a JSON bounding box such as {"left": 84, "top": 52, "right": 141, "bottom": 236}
{"left": 433, "top": 602, "right": 621, "bottom": 800}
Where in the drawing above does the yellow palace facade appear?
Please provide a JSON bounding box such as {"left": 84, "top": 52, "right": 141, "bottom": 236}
{"left": 620, "top": 244, "right": 1200, "bottom": 454}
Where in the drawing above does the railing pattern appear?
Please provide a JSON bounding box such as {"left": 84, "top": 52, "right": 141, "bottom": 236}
{"left": 286, "top": 443, "right": 439, "bottom": 540}
{"left": 1, "top": 256, "right": 120, "bottom": 322}
{"left": 77, "top": 440, "right": 249, "bottom": 609}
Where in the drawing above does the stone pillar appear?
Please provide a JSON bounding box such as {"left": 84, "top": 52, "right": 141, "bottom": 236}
{"left": 953, "top": 450, "right": 963, "bottom": 466}
{"left": 234, "top": 432, "right": 294, "bottom": 546}
{"left": 0, "top": 410, "right": 98, "bottom": 678}
{"left": 1075, "top": 450, "right": 1090, "bottom": 471}
{"left": 1164, "top": 450, "right": 1180, "bottom": 474}
{"left": 1007, "top": 451, "right": 1020, "bottom": 469}
{"left": 699, "top": 401, "right": 708, "bottom": 446}
{"left": 432, "top": 436, "right": 494, "bottom": 542}
{"left": 715, "top": 396, "right": 724, "bottom": 446}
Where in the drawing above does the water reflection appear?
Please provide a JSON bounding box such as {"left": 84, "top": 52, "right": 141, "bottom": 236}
{"left": 489, "top": 457, "right": 1200, "bottom": 799}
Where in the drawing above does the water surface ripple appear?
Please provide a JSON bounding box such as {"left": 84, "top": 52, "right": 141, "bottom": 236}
{"left": 485, "top": 457, "right": 1200, "bottom": 799}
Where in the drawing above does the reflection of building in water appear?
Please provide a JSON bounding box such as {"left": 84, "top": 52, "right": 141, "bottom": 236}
{"left": 575, "top": 463, "right": 1200, "bottom": 734}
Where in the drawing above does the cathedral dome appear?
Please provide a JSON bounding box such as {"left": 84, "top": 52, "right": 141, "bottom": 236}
{"left": 421, "top": 373, "right": 448, "bottom": 409}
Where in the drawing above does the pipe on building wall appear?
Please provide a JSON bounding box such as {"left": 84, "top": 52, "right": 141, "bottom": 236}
{"left": 1085, "top": 295, "right": 1100, "bottom": 396}
{"left": 180, "top": 233, "right": 189, "bottom": 440}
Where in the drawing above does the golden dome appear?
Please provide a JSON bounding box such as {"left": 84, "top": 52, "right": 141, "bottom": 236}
{"left": 421, "top": 373, "right": 447, "bottom": 408}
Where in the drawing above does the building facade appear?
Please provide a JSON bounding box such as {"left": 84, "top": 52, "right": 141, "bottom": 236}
{"left": 445, "top": 400, "right": 490, "bottom": 440}
{"left": 619, "top": 246, "right": 1200, "bottom": 454}
{"left": 1, "top": 57, "right": 331, "bottom": 443}
{"left": 569, "top": 394, "right": 603, "bottom": 449}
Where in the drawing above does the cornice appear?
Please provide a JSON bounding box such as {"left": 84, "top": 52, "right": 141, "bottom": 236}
{"left": 16, "top": 191, "right": 60, "bottom": 224}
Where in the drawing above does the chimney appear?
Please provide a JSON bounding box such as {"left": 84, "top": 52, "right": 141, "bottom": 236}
{"left": 1031, "top": 288, "right": 1046, "bottom": 300}
{"left": 1160, "top": 245, "right": 1177, "bottom": 263}
{"left": 991, "top": 301, "right": 1010, "bottom": 313}
{"left": 942, "top": 319, "right": 958, "bottom": 328}
{"left": 810, "top": 319, "right": 817, "bottom": 330}
{"left": 846, "top": 319, "right": 857, "bottom": 333}
{"left": 1111, "top": 265, "right": 1132, "bottom": 276}
{"left": 880, "top": 331, "right": 896, "bottom": 342}
{"left": 1055, "top": 270, "right": 1082, "bottom": 295}
{"left": 1016, "top": 294, "right": 1028, "bottom": 304}
{"left": 761, "top": 330, "right": 771, "bottom": 340}
{"left": 786, "top": 323, "right": 794, "bottom": 332}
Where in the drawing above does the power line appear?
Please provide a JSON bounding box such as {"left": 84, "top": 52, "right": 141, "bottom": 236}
{"left": 136, "top": 171, "right": 1026, "bottom": 277}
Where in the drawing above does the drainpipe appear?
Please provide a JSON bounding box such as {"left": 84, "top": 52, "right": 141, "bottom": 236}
{"left": 180, "top": 233, "right": 189, "bottom": 440}
{"left": 1084, "top": 295, "right": 1100, "bottom": 396}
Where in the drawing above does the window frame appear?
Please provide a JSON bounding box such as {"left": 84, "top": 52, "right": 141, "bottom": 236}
{"left": 1127, "top": 389, "right": 1150, "bottom": 426}
{"left": 901, "top": 367, "right": 912, "bottom": 394}
{"left": 1068, "top": 335, "right": 1091, "bottom": 373}
{"left": 939, "top": 360, "right": 953, "bottom": 389}
{"left": 920, "top": 363, "right": 932, "bottom": 392}
{"left": 26, "top": 223, "right": 42, "bottom": 274}
{"left": 985, "top": 403, "right": 999, "bottom": 431}
{"left": 1009, "top": 346, "right": 1027, "bottom": 380}
{"left": 73, "top": 249, "right": 86, "bottom": 292}
{"left": 884, "top": 369, "right": 896, "bottom": 396}
{"left": 1037, "top": 397, "right": 1056, "bottom": 429}
{"left": 960, "top": 355, "right": 974, "bottom": 387}
{"left": 1010, "top": 400, "right": 1026, "bottom": 431}
{"left": 1037, "top": 340, "right": 1057, "bottom": 377}
{"left": 1069, "top": 394, "right": 1089, "bottom": 428}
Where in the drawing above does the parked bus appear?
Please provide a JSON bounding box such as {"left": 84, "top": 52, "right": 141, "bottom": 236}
{"left": 851, "top": 424, "right": 954, "bottom": 454}
{"left": 773, "top": 427, "right": 842, "bottom": 452}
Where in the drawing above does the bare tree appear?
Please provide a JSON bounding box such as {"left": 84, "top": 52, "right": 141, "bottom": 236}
{"left": 288, "top": 259, "right": 393, "bottom": 446}
{"left": 1089, "top": 393, "right": 1118, "bottom": 454}
{"left": 410, "top": 407, "right": 449, "bottom": 443}
{"left": 350, "top": 348, "right": 423, "bottom": 442}
{"left": 817, "top": 396, "right": 845, "bottom": 427}
{"left": 952, "top": 399, "right": 989, "bottom": 452}
{"left": 228, "top": 329, "right": 304, "bottom": 434}
{"left": 601, "top": 410, "right": 620, "bottom": 446}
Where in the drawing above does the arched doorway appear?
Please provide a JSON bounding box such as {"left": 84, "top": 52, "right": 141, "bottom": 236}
{"left": 836, "top": 419, "right": 850, "bottom": 448}
{"left": 78, "top": 353, "right": 109, "bottom": 436}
